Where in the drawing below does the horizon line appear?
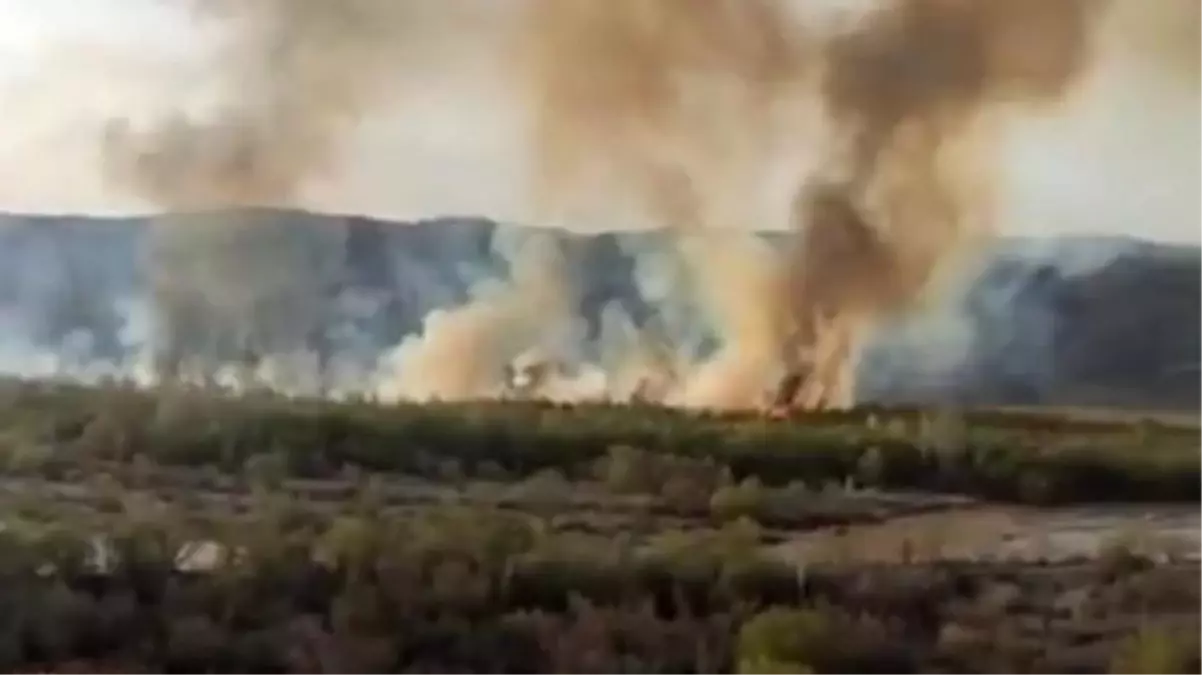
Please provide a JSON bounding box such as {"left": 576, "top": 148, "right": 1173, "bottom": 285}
{"left": 0, "top": 208, "right": 1196, "bottom": 249}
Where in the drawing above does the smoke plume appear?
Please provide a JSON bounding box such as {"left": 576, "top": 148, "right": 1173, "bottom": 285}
{"left": 378, "top": 227, "right": 577, "bottom": 401}
{"left": 669, "top": 230, "right": 790, "bottom": 409}
{"left": 67, "top": 0, "right": 1190, "bottom": 409}
{"left": 142, "top": 210, "right": 345, "bottom": 390}
{"left": 519, "top": 0, "right": 1106, "bottom": 409}
{"left": 776, "top": 0, "right": 1107, "bottom": 408}
{"left": 101, "top": 0, "right": 443, "bottom": 208}
{"left": 99, "top": 0, "right": 430, "bottom": 385}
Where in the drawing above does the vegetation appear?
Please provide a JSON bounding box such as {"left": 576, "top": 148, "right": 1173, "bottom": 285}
{"left": 0, "top": 377, "right": 1196, "bottom": 672}
{"left": 1109, "top": 626, "right": 1200, "bottom": 674}
{"left": 0, "top": 497, "right": 1194, "bottom": 674}
{"left": 1, "top": 378, "right": 1196, "bottom": 504}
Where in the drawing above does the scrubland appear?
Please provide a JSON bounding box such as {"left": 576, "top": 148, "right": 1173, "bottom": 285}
{"left": 0, "top": 378, "right": 1197, "bottom": 673}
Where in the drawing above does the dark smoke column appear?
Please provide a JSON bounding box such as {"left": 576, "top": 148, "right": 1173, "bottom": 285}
{"left": 777, "top": 0, "right": 1104, "bottom": 411}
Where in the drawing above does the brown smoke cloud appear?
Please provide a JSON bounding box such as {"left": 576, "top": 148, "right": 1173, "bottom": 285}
{"left": 98, "top": 0, "right": 535, "bottom": 390}
{"left": 97, "top": 0, "right": 414, "bottom": 385}
{"left": 776, "top": 0, "right": 1106, "bottom": 408}
{"left": 377, "top": 228, "right": 578, "bottom": 402}
{"left": 517, "top": 0, "right": 814, "bottom": 409}
{"left": 669, "top": 230, "right": 791, "bottom": 409}
{"left": 89, "top": 0, "right": 1169, "bottom": 408}
{"left": 518, "top": 0, "right": 1107, "bottom": 410}
{"left": 518, "top": 0, "right": 1108, "bottom": 410}
{"left": 101, "top": 0, "right": 430, "bottom": 208}
{"left": 518, "top": 0, "right": 811, "bottom": 225}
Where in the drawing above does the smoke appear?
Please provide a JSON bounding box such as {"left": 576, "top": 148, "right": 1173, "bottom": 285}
{"left": 517, "top": 0, "right": 812, "bottom": 223}
{"left": 378, "top": 227, "right": 577, "bottom": 402}
{"left": 100, "top": 0, "right": 447, "bottom": 209}
{"left": 669, "top": 230, "right": 790, "bottom": 408}
{"left": 999, "top": 0, "right": 1199, "bottom": 245}
{"left": 867, "top": 0, "right": 1200, "bottom": 404}
{"left": 518, "top": 0, "right": 808, "bottom": 409}
{"left": 519, "top": 0, "right": 1107, "bottom": 409}
{"left": 8, "top": 0, "right": 1191, "bottom": 410}
{"left": 142, "top": 210, "right": 346, "bottom": 389}
{"left": 0, "top": 215, "right": 1196, "bottom": 409}
{"left": 98, "top": 0, "right": 435, "bottom": 386}
{"left": 773, "top": 0, "right": 1107, "bottom": 408}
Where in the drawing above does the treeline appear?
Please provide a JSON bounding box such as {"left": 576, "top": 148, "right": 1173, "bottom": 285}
{"left": 2, "top": 380, "right": 1196, "bottom": 504}
{"left": 2, "top": 374, "right": 1192, "bottom": 502}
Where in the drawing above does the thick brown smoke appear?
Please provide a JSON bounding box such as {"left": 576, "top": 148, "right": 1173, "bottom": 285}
{"left": 778, "top": 0, "right": 1106, "bottom": 408}
{"left": 101, "top": 0, "right": 435, "bottom": 207}
{"left": 92, "top": 0, "right": 1150, "bottom": 408}
{"left": 98, "top": 1, "right": 519, "bottom": 388}
{"left": 99, "top": 1, "right": 397, "bottom": 386}
{"left": 379, "top": 229, "right": 577, "bottom": 402}
{"left": 519, "top": 0, "right": 810, "bottom": 223}
{"left": 521, "top": 0, "right": 1106, "bottom": 410}
{"left": 96, "top": 1, "right": 402, "bottom": 384}
{"left": 669, "top": 229, "right": 791, "bottom": 409}
{"left": 518, "top": 0, "right": 813, "bottom": 408}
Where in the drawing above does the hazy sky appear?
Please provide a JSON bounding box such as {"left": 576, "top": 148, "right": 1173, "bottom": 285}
{"left": 0, "top": 0, "right": 1197, "bottom": 244}
{"left": 0, "top": 0, "right": 191, "bottom": 64}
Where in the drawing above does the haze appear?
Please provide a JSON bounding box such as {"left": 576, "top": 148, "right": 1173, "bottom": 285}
{"left": 0, "top": 0, "right": 1197, "bottom": 244}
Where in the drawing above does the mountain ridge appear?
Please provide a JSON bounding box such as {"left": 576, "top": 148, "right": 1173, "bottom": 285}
{"left": 0, "top": 210, "right": 1197, "bottom": 410}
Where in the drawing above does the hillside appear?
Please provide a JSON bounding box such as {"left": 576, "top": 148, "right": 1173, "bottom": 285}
{"left": 0, "top": 211, "right": 1197, "bottom": 410}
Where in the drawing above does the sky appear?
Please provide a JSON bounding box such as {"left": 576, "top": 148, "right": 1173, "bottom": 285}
{"left": 0, "top": 0, "right": 1197, "bottom": 245}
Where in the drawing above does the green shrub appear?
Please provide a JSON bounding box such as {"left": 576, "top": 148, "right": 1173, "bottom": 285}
{"left": 1110, "top": 626, "right": 1199, "bottom": 674}
{"left": 711, "top": 478, "right": 768, "bottom": 522}
{"left": 737, "top": 607, "right": 832, "bottom": 674}
{"left": 596, "top": 445, "right": 657, "bottom": 494}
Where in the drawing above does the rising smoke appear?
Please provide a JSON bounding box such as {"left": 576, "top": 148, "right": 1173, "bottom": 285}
{"left": 520, "top": 0, "right": 1107, "bottom": 409}
{"left": 18, "top": 0, "right": 1191, "bottom": 409}
{"left": 99, "top": 0, "right": 429, "bottom": 387}
{"left": 377, "top": 226, "right": 580, "bottom": 402}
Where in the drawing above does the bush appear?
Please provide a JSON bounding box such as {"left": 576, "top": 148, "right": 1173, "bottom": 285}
{"left": 736, "top": 608, "right": 831, "bottom": 674}
{"left": 711, "top": 478, "right": 768, "bottom": 522}
{"left": 0, "top": 497, "right": 1192, "bottom": 674}
{"left": 1109, "top": 626, "right": 1199, "bottom": 674}
{"left": 507, "top": 468, "right": 572, "bottom": 507}
{"left": 596, "top": 445, "right": 657, "bottom": 494}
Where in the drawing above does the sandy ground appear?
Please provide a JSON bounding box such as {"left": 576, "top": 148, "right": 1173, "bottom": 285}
{"left": 771, "top": 505, "right": 1201, "bottom": 564}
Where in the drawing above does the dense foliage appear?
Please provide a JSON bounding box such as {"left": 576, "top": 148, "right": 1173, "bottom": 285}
{"left": 0, "top": 379, "right": 1197, "bottom": 672}
{"left": 0, "top": 501, "right": 1197, "bottom": 674}
{"left": 1, "top": 379, "right": 1196, "bottom": 504}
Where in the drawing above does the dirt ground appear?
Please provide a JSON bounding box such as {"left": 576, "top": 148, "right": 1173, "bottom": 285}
{"left": 771, "top": 505, "right": 1201, "bottom": 564}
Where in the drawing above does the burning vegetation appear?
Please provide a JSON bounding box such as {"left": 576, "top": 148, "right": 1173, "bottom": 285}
{"left": 84, "top": 0, "right": 1194, "bottom": 413}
